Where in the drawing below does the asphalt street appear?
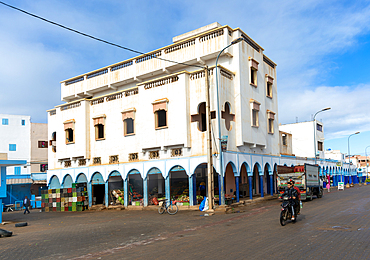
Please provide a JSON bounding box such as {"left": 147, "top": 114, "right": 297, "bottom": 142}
{"left": 1, "top": 185, "right": 370, "bottom": 260}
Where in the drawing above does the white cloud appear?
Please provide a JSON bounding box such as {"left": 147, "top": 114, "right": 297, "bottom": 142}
{"left": 279, "top": 84, "right": 370, "bottom": 139}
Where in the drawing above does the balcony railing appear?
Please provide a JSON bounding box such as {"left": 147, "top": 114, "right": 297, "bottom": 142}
{"left": 60, "top": 101, "right": 81, "bottom": 111}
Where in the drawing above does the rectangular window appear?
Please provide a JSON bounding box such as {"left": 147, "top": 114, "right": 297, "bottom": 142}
{"left": 122, "top": 109, "right": 136, "bottom": 136}
{"left": 64, "top": 120, "right": 75, "bottom": 144}
{"left": 38, "top": 141, "right": 48, "bottom": 148}
{"left": 251, "top": 67, "right": 257, "bottom": 86}
{"left": 250, "top": 100, "right": 260, "bottom": 127}
{"left": 9, "top": 144, "right": 16, "bottom": 151}
{"left": 2, "top": 118, "right": 8, "bottom": 125}
{"left": 267, "top": 82, "right": 273, "bottom": 97}
{"left": 317, "top": 123, "right": 323, "bottom": 132}
{"left": 252, "top": 110, "right": 259, "bottom": 127}
{"left": 95, "top": 124, "right": 105, "bottom": 140}
{"left": 268, "top": 118, "right": 274, "bottom": 133}
{"left": 249, "top": 58, "right": 259, "bottom": 87}
{"left": 266, "top": 75, "right": 274, "bottom": 98}
{"left": 93, "top": 116, "right": 106, "bottom": 140}
{"left": 267, "top": 110, "right": 275, "bottom": 134}
{"left": 318, "top": 141, "right": 323, "bottom": 151}
{"left": 66, "top": 128, "right": 74, "bottom": 143}
{"left": 14, "top": 166, "right": 21, "bottom": 175}
{"left": 21, "top": 119, "right": 25, "bottom": 126}
{"left": 153, "top": 99, "right": 168, "bottom": 129}
{"left": 124, "top": 118, "right": 134, "bottom": 135}
{"left": 156, "top": 110, "right": 167, "bottom": 128}
{"left": 282, "top": 134, "right": 287, "bottom": 146}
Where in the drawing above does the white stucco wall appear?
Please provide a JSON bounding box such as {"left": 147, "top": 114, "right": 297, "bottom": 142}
{"left": 0, "top": 114, "right": 31, "bottom": 175}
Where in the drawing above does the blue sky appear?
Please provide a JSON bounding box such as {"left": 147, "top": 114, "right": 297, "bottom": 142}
{"left": 0, "top": 0, "right": 369, "bottom": 155}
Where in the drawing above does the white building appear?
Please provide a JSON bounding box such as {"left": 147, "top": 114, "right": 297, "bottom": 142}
{"left": 0, "top": 114, "right": 31, "bottom": 175}
{"left": 47, "top": 23, "right": 282, "bottom": 207}
{"left": 279, "top": 121, "right": 325, "bottom": 160}
{"left": 325, "top": 149, "right": 345, "bottom": 162}
{"left": 0, "top": 114, "right": 48, "bottom": 204}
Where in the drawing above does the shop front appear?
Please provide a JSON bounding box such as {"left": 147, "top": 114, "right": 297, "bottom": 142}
{"left": 169, "top": 166, "right": 189, "bottom": 205}
{"left": 91, "top": 172, "right": 105, "bottom": 205}
{"left": 107, "top": 171, "right": 123, "bottom": 206}
{"left": 147, "top": 168, "right": 165, "bottom": 205}
{"left": 127, "top": 170, "right": 143, "bottom": 206}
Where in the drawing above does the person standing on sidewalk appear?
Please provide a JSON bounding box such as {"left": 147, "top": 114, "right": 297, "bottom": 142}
{"left": 23, "top": 196, "right": 30, "bottom": 214}
{"left": 326, "top": 182, "right": 330, "bottom": 192}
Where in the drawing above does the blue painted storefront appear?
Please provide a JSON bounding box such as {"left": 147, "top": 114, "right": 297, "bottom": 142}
{"left": 0, "top": 159, "right": 27, "bottom": 223}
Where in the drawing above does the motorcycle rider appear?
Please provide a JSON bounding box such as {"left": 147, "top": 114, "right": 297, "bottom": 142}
{"left": 291, "top": 180, "right": 301, "bottom": 215}
{"left": 281, "top": 181, "right": 298, "bottom": 221}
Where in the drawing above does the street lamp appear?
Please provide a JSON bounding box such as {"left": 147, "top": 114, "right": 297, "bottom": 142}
{"left": 313, "top": 107, "right": 331, "bottom": 165}
{"left": 215, "top": 37, "right": 244, "bottom": 206}
{"left": 348, "top": 131, "right": 360, "bottom": 185}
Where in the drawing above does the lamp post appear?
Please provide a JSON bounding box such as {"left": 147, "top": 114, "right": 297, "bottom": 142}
{"left": 313, "top": 108, "right": 331, "bottom": 165}
{"left": 347, "top": 131, "right": 360, "bottom": 186}
{"left": 215, "top": 37, "right": 244, "bottom": 206}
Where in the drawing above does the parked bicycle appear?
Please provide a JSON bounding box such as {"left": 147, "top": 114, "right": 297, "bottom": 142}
{"left": 158, "top": 198, "right": 178, "bottom": 215}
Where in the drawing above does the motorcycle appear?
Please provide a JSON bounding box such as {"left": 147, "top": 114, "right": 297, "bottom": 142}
{"left": 280, "top": 195, "right": 297, "bottom": 226}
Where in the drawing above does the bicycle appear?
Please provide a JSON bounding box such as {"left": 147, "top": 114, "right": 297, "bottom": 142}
{"left": 158, "top": 198, "right": 178, "bottom": 215}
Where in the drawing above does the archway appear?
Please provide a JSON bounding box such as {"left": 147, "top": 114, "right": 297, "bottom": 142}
{"left": 91, "top": 172, "right": 105, "bottom": 205}
{"left": 107, "top": 171, "right": 123, "bottom": 206}
{"left": 76, "top": 173, "right": 88, "bottom": 184}
{"left": 127, "top": 169, "right": 143, "bottom": 206}
{"left": 49, "top": 175, "right": 61, "bottom": 189}
{"left": 273, "top": 164, "right": 278, "bottom": 194}
{"left": 169, "top": 165, "right": 189, "bottom": 203}
{"left": 62, "top": 174, "right": 73, "bottom": 188}
{"left": 252, "top": 163, "right": 261, "bottom": 196}
{"left": 224, "top": 162, "right": 237, "bottom": 199}
{"left": 239, "top": 162, "right": 250, "bottom": 199}
{"left": 147, "top": 167, "right": 165, "bottom": 202}
{"left": 264, "top": 163, "right": 272, "bottom": 195}
{"left": 192, "top": 164, "right": 219, "bottom": 205}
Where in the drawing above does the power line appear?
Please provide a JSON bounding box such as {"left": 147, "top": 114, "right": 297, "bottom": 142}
{"left": 0, "top": 1, "right": 204, "bottom": 69}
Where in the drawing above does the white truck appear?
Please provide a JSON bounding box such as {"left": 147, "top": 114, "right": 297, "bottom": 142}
{"left": 277, "top": 164, "right": 323, "bottom": 201}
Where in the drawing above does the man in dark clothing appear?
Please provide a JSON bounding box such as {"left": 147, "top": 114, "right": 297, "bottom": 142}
{"left": 291, "top": 180, "right": 301, "bottom": 215}
{"left": 23, "top": 196, "right": 30, "bottom": 214}
{"left": 281, "top": 182, "right": 298, "bottom": 220}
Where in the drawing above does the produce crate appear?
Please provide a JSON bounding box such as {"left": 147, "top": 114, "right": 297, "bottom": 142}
{"left": 73, "top": 192, "right": 77, "bottom": 197}
{"left": 61, "top": 207, "right": 65, "bottom": 212}
{"left": 45, "top": 207, "right": 49, "bottom": 212}
{"left": 65, "top": 207, "right": 69, "bottom": 212}
{"left": 56, "top": 207, "right": 61, "bottom": 212}
{"left": 72, "top": 206, "right": 76, "bottom": 212}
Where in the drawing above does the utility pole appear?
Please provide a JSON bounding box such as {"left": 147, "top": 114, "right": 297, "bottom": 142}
{"left": 205, "top": 66, "right": 214, "bottom": 211}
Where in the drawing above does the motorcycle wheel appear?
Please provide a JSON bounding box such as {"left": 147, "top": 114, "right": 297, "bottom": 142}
{"left": 280, "top": 211, "right": 287, "bottom": 226}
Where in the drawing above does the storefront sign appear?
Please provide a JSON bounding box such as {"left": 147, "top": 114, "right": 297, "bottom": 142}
{"left": 338, "top": 182, "right": 344, "bottom": 190}
{"left": 221, "top": 135, "right": 228, "bottom": 152}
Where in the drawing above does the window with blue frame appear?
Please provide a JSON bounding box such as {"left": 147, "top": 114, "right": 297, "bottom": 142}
{"left": 21, "top": 119, "right": 25, "bottom": 125}
{"left": 9, "top": 144, "right": 16, "bottom": 151}
{"left": 14, "top": 167, "right": 21, "bottom": 175}
{"left": 2, "top": 118, "right": 8, "bottom": 125}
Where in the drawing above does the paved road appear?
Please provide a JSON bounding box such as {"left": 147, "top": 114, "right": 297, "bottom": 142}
{"left": 2, "top": 185, "right": 370, "bottom": 259}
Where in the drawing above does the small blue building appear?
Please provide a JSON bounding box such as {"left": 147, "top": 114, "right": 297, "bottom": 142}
{"left": 0, "top": 157, "right": 27, "bottom": 223}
